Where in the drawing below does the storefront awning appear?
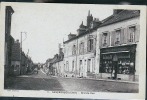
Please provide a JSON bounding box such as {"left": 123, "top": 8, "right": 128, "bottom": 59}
{"left": 101, "top": 51, "right": 129, "bottom": 54}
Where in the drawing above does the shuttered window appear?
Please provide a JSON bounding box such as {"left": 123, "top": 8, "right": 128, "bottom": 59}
{"left": 87, "top": 39, "right": 94, "bottom": 52}
{"left": 115, "top": 30, "right": 121, "bottom": 45}
{"left": 102, "top": 33, "right": 107, "bottom": 47}
{"left": 129, "top": 26, "right": 135, "bottom": 42}
{"left": 72, "top": 45, "right": 76, "bottom": 55}
{"left": 79, "top": 42, "right": 84, "bottom": 54}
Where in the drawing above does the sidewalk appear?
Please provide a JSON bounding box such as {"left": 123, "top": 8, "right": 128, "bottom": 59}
{"left": 40, "top": 69, "right": 138, "bottom": 84}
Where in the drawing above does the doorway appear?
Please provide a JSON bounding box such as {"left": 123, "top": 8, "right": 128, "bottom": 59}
{"left": 112, "top": 54, "right": 118, "bottom": 79}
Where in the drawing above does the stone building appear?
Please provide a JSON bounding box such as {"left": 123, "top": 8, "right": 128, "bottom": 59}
{"left": 4, "top": 6, "right": 14, "bottom": 78}
{"left": 11, "top": 40, "right": 21, "bottom": 76}
{"left": 97, "top": 10, "right": 140, "bottom": 81}
{"left": 63, "top": 11, "right": 101, "bottom": 78}
{"left": 47, "top": 44, "right": 64, "bottom": 76}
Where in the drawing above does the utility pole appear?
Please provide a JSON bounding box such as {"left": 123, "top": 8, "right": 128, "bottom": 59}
{"left": 20, "top": 32, "right": 22, "bottom": 75}
{"left": 20, "top": 32, "right": 27, "bottom": 75}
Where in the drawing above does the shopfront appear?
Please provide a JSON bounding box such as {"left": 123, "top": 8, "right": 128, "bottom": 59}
{"left": 99, "top": 44, "right": 136, "bottom": 81}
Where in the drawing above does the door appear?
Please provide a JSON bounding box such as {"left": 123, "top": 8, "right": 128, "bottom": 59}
{"left": 112, "top": 54, "right": 118, "bottom": 79}
{"left": 79, "top": 60, "right": 83, "bottom": 77}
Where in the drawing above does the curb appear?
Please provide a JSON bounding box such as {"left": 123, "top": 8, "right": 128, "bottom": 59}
{"left": 54, "top": 76, "right": 139, "bottom": 84}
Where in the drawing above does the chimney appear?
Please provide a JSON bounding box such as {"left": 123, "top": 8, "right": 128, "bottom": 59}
{"left": 15, "top": 39, "right": 19, "bottom": 43}
{"left": 68, "top": 33, "right": 76, "bottom": 40}
{"left": 87, "top": 10, "right": 93, "bottom": 28}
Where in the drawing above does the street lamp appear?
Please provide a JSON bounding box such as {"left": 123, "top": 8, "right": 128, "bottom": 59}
{"left": 20, "top": 32, "right": 27, "bottom": 75}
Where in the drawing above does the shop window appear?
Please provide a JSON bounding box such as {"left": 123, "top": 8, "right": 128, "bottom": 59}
{"left": 100, "top": 55, "right": 113, "bottom": 73}
{"left": 115, "top": 30, "right": 121, "bottom": 45}
{"left": 72, "top": 45, "right": 76, "bottom": 55}
{"left": 88, "top": 39, "right": 94, "bottom": 52}
{"left": 103, "top": 60, "right": 112, "bottom": 73}
{"left": 79, "top": 42, "right": 84, "bottom": 54}
{"left": 117, "top": 59, "right": 135, "bottom": 75}
{"left": 128, "top": 26, "right": 136, "bottom": 42}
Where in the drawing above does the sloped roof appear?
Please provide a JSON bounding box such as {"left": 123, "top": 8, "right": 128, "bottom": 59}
{"left": 100, "top": 10, "right": 140, "bottom": 27}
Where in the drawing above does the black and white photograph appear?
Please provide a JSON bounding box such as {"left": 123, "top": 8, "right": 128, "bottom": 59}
{"left": 0, "top": 2, "right": 146, "bottom": 99}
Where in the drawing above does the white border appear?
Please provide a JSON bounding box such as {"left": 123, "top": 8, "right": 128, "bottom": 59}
{"left": 0, "top": 2, "right": 146, "bottom": 99}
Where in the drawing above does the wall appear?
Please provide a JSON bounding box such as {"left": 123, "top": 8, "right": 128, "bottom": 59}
{"left": 63, "top": 30, "right": 98, "bottom": 78}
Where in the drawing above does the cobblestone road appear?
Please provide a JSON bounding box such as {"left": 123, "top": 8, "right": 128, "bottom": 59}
{"left": 4, "top": 69, "right": 138, "bottom": 92}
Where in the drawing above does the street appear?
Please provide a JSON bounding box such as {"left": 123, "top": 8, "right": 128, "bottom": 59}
{"left": 5, "top": 69, "right": 139, "bottom": 93}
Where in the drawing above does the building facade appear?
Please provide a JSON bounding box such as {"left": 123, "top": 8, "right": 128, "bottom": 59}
{"left": 4, "top": 6, "right": 14, "bottom": 78}
{"left": 11, "top": 40, "right": 21, "bottom": 76}
{"left": 11, "top": 39, "right": 34, "bottom": 75}
{"left": 63, "top": 11, "right": 101, "bottom": 78}
{"left": 97, "top": 10, "right": 140, "bottom": 81}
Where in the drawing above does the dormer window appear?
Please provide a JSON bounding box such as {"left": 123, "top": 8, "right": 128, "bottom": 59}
{"left": 90, "top": 22, "right": 94, "bottom": 29}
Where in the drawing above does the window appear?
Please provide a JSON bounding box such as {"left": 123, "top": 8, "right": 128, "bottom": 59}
{"left": 115, "top": 30, "right": 121, "bottom": 45}
{"left": 79, "top": 60, "right": 82, "bottom": 73}
{"left": 92, "top": 59, "right": 95, "bottom": 72}
{"left": 79, "top": 42, "right": 84, "bottom": 54}
{"left": 72, "top": 61, "right": 74, "bottom": 72}
{"left": 103, "top": 33, "right": 107, "bottom": 46}
{"left": 64, "top": 64, "right": 65, "bottom": 71}
{"left": 129, "top": 26, "right": 135, "bottom": 42}
{"left": 66, "top": 61, "right": 69, "bottom": 71}
{"left": 87, "top": 59, "right": 91, "bottom": 72}
{"left": 72, "top": 45, "right": 76, "bottom": 55}
{"left": 14, "top": 65, "right": 19, "bottom": 71}
{"left": 88, "top": 39, "right": 94, "bottom": 52}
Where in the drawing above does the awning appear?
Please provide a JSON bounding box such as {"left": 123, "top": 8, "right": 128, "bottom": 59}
{"left": 101, "top": 51, "right": 129, "bottom": 54}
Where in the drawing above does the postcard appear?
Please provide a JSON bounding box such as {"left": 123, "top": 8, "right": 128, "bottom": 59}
{"left": 0, "top": 2, "right": 146, "bottom": 99}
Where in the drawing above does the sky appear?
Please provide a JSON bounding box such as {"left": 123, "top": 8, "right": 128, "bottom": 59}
{"left": 8, "top": 3, "right": 113, "bottom": 63}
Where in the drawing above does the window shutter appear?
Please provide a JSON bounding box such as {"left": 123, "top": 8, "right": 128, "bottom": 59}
{"left": 135, "top": 25, "right": 140, "bottom": 42}
{"left": 127, "top": 26, "right": 130, "bottom": 44}
{"left": 79, "top": 43, "right": 81, "bottom": 54}
{"left": 99, "top": 34, "right": 102, "bottom": 48}
{"left": 111, "top": 31, "right": 115, "bottom": 46}
{"left": 120, "top": 28, "right": 124, "bottom": 44}
{"left": 87, "top": 40, "right": 89, "bottom": 52}
{"left": 123, "top": 28, "right": 127, "bottom": 44}
{"left": 107, "top": 32, "right": 110, "bottom": 46}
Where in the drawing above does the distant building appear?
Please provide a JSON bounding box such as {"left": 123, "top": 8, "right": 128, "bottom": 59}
{"left": 45, "top": 44, "right": 64, "bottom": 76}
{"left": 53, "top": 44, "right": 64, "bottom": 76}
{"left": 4, "top": 6, "right": 14, "bottom": 78}
{"left": 11, "top": 40, "right": 21, "bottom": 76}
{"left": 97, "top": 10, "right": 140, "bottom": 81}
